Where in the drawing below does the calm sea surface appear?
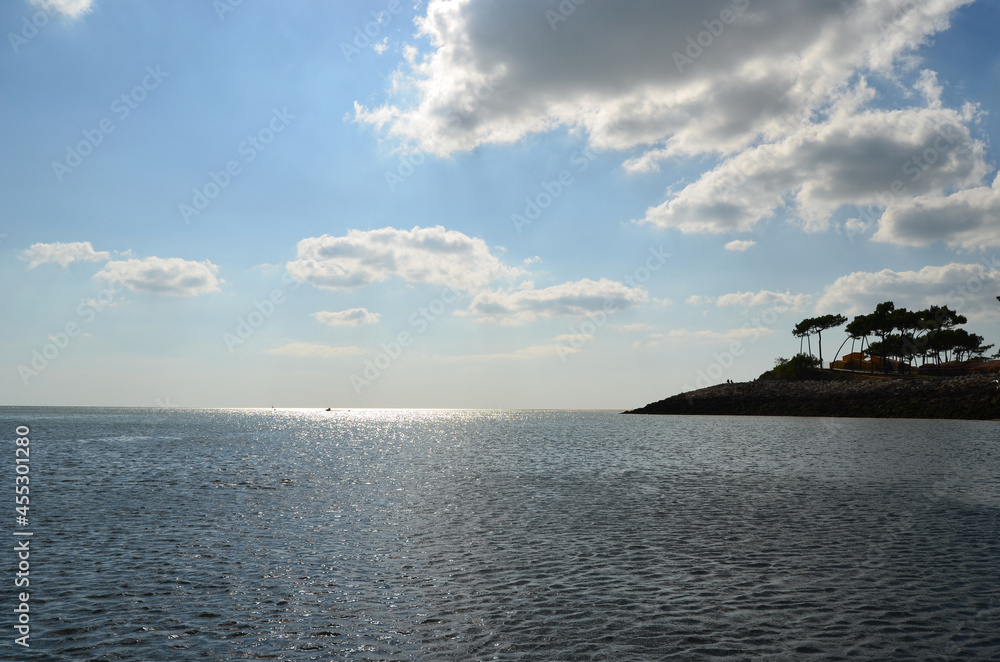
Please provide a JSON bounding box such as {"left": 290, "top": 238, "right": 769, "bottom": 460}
{"left": 1, "top": 407, "right": 998, "bottom": 661}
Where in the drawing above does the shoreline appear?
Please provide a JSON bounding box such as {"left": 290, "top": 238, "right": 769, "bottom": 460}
{"left": 624, "top": 373, "right": 1000, "bottom": 420}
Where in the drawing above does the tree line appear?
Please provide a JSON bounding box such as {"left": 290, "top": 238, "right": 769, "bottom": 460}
{"left": 793, "top": 299, "right": 997, "bottom": 373}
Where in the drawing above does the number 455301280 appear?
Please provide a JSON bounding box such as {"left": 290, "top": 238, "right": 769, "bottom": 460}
{"left": 15, "top": 426, "right": 30, "bottom": 525}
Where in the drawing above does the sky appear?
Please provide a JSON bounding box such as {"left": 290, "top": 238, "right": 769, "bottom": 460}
{"left": 1, "top": 0, "right": 999, "bottom": 409}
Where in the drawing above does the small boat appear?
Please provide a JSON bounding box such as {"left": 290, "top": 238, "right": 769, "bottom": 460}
{"left": 325, "top": 407, "right": 331, "bottom": 411}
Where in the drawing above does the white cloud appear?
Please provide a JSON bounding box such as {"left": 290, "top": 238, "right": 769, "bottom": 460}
{"left": 23, "top": 241, "right": 109, "bottom": 269}
{"left": 641, "top": 101, "right": 989, "bottom": 233}
{"left": 287, "top": 226, "right": 521, "bottom": 293}
{"left": 687, "top": 290, "right": 807, "bottom": 311}
{"left": 636, "top": 326, "right": 774, "bottom": 348}
{"left": 716, "top": 290, "right": 807, "bottom": 311}
{"left": 441, "top": 342, "right": 582, "bottom": 362}
{"left": 724, "top": 240, "right": 756, "bottom": 252}
{"left": 267, "top": 343, "right": 366, "bottom": 358}
{"left": 30, "top": 0, "right": 93, "bottom": 18}
{"left": 617, "top": 323, "right": 654, "bottom": 333}
{"left": 668, "top": 327, "right": 774, "bottom": 341}
{"left": 356, "top": 0, "right": 972, "bottom": 161}
{"left": 357, "top": 1, "right": 990, "bottom": 245}
{"left": 312, "top": 308, "right": 382, "bottom": 327}
{"left": 463, "top": 278, "right": 648, "bottom": 324}
{"left": 815, "top": 262, "right": 1000, "bottom": 316}
{"left": 874, "top": 173, "right": 1000, "bottom": 248}
{"left": 94, "top": 257, "right": 221, "bottom": 297}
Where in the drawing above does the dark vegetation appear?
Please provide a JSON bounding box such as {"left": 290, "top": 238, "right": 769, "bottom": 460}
{"left": 795, "top": 300, "right": 995, "bottom": 372}
{"left": 625, "top": 296, "right": 1000, "bottom": 419}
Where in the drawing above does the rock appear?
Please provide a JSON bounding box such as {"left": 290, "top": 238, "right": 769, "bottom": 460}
{"left": 624, "top": 374, "right": 1000, "bottom": 420}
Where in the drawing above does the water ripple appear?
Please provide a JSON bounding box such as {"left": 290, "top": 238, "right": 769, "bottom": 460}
{"left": 1, "top": 408, "right": 997, "bottom": 660}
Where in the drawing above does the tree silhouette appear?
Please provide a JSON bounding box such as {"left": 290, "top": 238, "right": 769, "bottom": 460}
{"left": 792, "top": 319, "right": 813, "bottom": 357}
{"left": 845, "top": 314, "right": 874, "bottom": 372}
{"left": 794, "top": 314, "right": 847, "bottom": 368}
{"left": 809, "top": 314, "right": 847, "bottom": 368}
{"left": 869, "top": 301, "right": 897, "bottom": 372}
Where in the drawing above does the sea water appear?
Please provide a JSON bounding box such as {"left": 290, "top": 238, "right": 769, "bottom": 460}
{"left": 1, "top": 407, "right": 997, "bottom": 660}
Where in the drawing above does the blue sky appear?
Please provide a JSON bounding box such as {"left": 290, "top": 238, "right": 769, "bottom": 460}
{"left": 2, "top": 0, "right": 999, "bottom": 408}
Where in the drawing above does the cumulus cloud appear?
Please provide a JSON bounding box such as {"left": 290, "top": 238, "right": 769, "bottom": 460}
{"left": 724, "top": 240, "right": 756, "bottom": 252}
{"left": 688, "top": 289, "right": 807, "bottom": 311}
{"left": 94, "top": 257, "right": 221, "bottom": 297}
{"left": 22, "top": 241, "right": 109, "bottom": 269}
{"left": 635, "top": 326, "right": 774, "bottom": 348}
{"left": 463, "top": 278, "right": 648, "bottom": 325}
{"left": 312, "top": 308, "right": 382, "bottom": 327}
{"left": 287, "top": 226, "right": 521, "bottom": 293}
{"left": 439, "top": 340, "right": 582, "bottom": 362}
{"left": 874, "top": 174, "right": 1000, "bottom": 249}
{"left": 716, "top": 290, "right": 807, "bottom": 311}
{"left": 669, "top": 327, "right": 774, "bottom": 341}
{"left": 617, "top": 323, "right": 655, "bottom": 333}
{"left": 30, "top": 0, "right": 93, "bottom": 18}
{"left": 641, "top": 101, "right": 989, "bottom": 233}
{"left": 815, "top": 262, "right": 1000, "bottom": 316}
{"left": 267, "top": 343, "right": 366, "bottom": 358}
{"left": 356, "top": 1, "right": 993, "bottom": 245}
{"left": 356, "top": 0, "right": 972, "bottom": 161}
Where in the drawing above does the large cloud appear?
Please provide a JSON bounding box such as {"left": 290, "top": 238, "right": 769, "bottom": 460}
{"left": 874, "top": 174, "right": 1000, "bottom": 248}
{"left": 22, "top": 241, "right": 110, "bottom": 269}
{"left": 463, "top": 278, "right": 648, "bottom": 324}
{"left": 94, "top": 257, "right": 221, "bottom": 297}
{"left": 641, "top": 100, "right": 989, "bottom": 233}
{"left": 356, "top": 0, "right": 972, "bottom": 160}
{"left": 815, "top": 262, "right": 1000, "bottom": 317}
{"left": 287, "top": 226, "right": 521, "bottom": 292}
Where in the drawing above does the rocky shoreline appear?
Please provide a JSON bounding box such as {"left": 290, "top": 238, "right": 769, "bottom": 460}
{"left": 624, "top": 373, "right": 1000, "bottom": 420}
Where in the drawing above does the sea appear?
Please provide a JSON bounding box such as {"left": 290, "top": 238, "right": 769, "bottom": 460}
{"left": 1, "top": 407, "right": 998, "bottom": 661}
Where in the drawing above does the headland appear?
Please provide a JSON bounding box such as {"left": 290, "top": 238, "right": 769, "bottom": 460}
{"left": 625, "top": 370, "right": 1000, "bottom": 419}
